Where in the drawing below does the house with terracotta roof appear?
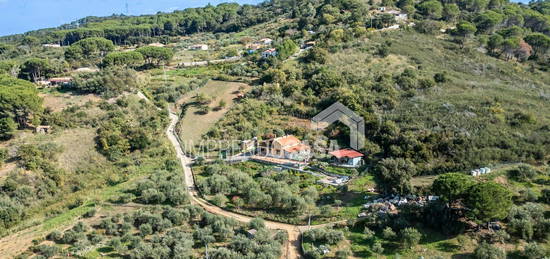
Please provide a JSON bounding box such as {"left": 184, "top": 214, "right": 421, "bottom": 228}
{"left": 329, "top": 149, "right": 364, "bottom": 167}
{"left": 269, "top": 135, "right": 311, "bottom": 161}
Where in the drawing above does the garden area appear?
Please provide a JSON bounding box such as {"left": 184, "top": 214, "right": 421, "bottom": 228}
{"left": 193, "top": 161, "right": 377, "bottom": 225}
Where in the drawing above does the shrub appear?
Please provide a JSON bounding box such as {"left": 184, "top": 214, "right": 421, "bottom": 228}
{"left": 419, "top": 78, "right": 436, "bottom": 89}
{"left": 109, "top": 237, "right": 125, "bottom": 253}
{"left": 89, "top": 233, "right": 103, "bottom": 244}
{"left": 139, "top": 223, "right": 153, "bottom": 237}
{"left": 492, "top": 230, "right": 509, "bottom": 244}
{"left": 141, "top": 188, "right": 166, "bottom": 204}
{"left": 335, "top": 249, "right": 351, "bottom": 259}
{"left": 83, "top": 208, "right": 97, "bottom": 218}
{"left": 377, "top": 45, "right": 390, "bottom": 57}
{"left": 434, "top": 72, "right": 449, "bottom": 83}
{"left": 72, "top": 222, "right": 88, "bottom": 233}
{"left": 363, "top": 227, "right": 375, "bottom": 240}
{"left": 473, "top": 242, "right": 506, "bottom": 259}
{"left": 507, "top": 203, "right": 546, "bottom": 240}
{"left": 61, "top": 230, "right": 84, "bottom": 244}
{"left": 374, "top": 158, "right": 417, "bottom": 195}
{"left": 400, "top": 227, "right": 422, "bottom": 248}
{"left": 371, "top": 242, "right": 384, "bottom": 254}
{"left": 415, "top": 20, "right": 443, "bottom": 34}
{"left": 211, "top": 193, "right": 229, "bottom": 207}
{"left": 46, "top": 231, "right": 63, "bottom": 242}
{"left": 0, "top": 148, "right": 7, "bottom": 166}
{"left": 249, "top": 217, "right": 266, "bottom": 230}
{"left": 382, "top": 227, "right": 397, "bottom": 240}
{"left": 303, "top": 227, "right": 344, "bottom": 245}
{"left": 523, "top": 242, "right": 546, "bottom": 259}
{"left": 540, "top": 189, "right": 550, "bottom": 204}
{"left": 508, "top": 165, "right": 538, "bottom": 182}
{"left": 32, "top": 244, "right": 59, "bottom": 258}
{"left": 70, "top": 68, "right": 139, "bottom": 98}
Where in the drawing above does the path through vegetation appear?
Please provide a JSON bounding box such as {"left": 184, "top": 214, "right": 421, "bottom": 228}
{"left": 167, "top": 110, "right": 315, "bottom": 259}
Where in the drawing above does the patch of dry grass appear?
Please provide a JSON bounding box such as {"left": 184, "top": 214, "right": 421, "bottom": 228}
{"left": 53, "top": 128, "right": 106, "bottom": 173}
{"left": 40, "top": 92, "right": 101, "bottom": 112}
{"left": 176, "top": 80, "right": 251, "bottom": 145}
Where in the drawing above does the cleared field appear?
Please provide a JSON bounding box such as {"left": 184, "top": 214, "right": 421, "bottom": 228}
{"left": 39, "top": 91, "right": 101, "bottom": 112}
{"left": 54, "top": 128, "right": 106, "bottom": 173}
{"left": 176, "top": 80, "right": 251, "bottom": 146}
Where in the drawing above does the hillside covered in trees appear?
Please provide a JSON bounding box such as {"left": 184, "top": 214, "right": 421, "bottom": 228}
{"left": 0, "top": 0, "right": 549, "bottom": 258}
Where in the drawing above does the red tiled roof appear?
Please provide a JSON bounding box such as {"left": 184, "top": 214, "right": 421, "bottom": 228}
{"left": 329, "top": 149, "right": 364, "bottom": 159}
{"left": 273, "top": 135, "right": 300, "bottom": 147}
{"left": 284, "top": 143, "right": 310, "bottom": 153}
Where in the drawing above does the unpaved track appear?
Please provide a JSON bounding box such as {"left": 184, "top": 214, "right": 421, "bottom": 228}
{"left": 0, "top": 93, "right": 319, "bottom": 259}
{"left": 166, "top": 111, "right": 318, "bottom": 259}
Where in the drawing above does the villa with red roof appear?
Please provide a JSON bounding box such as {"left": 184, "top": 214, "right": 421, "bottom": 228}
{"left": 329, "top": 148, "right": 364, "bottom": 167}
{"left": 269, "top": 135, "right": 311, "bottom": 161}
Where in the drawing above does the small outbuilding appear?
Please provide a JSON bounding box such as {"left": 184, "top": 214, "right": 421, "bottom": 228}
{"left": 48, "top": 77, "right": 72, "bottom": 86}
{"left": 261, "top": 48, "right": 278, "bottom": 59}
{"left": 329, "top": 149, "right": 364, "bottom": 167}
{"left": 189, "top": 44, "right": 209, "bottom": 51}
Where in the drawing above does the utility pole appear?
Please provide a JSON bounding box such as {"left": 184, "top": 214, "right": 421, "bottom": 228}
{"left": 125, "top": 1, "right": 129, "bottom": 15}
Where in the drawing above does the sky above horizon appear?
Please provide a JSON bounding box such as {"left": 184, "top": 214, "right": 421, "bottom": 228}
{"left": 0, "top": 0, "right": 264, "bottom": 36}
{"left": 0, "top": 0, "right": 533, "bottom": 37}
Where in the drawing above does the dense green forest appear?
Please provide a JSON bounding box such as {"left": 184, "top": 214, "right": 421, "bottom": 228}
{"left": 0, "top": 0, "right": 549, "bottom": 258}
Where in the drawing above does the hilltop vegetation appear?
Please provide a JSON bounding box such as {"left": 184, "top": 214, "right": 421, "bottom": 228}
{"left": 0, "top": 0, "right": 549, "bottom": 258}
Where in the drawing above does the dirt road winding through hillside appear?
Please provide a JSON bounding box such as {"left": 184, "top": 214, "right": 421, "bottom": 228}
{"left": 166, "top": 111, "right": 313, "bottom": 259}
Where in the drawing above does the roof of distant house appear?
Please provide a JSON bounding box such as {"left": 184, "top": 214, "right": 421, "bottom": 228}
{"left": 284, "top": 143, "right": 310, "bottom": 153}
{"left": 263, "top": 48, "right": 277, "bottom": 53}
{"left": 75, "top": 67, "right": 99, "bottom": 73}
{"left": 148, "top": 42, "right": 165, "bottom": 47}
{"left": 329, "top": 149, "right": 364, "bottom": 159}
{"left": 273, "top": 135, "right": 301, "bottom": 147}
{"left": 48, "top": 77, "right": 72, "bottom": 83}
